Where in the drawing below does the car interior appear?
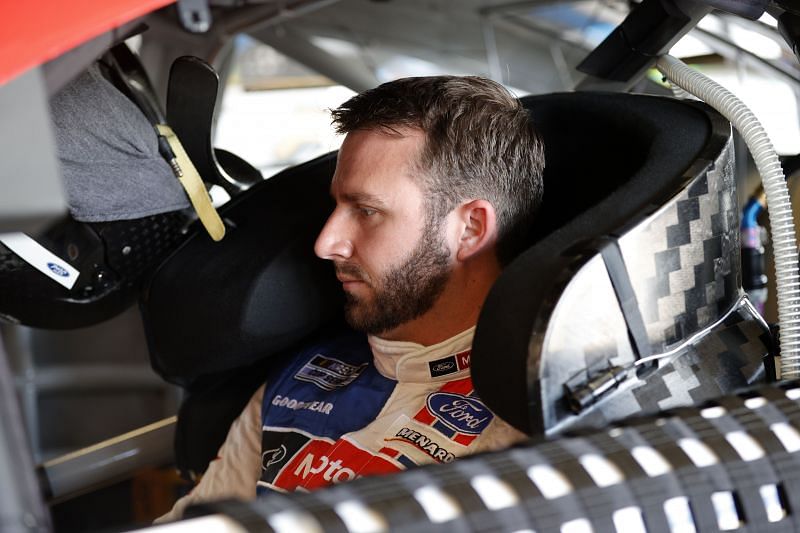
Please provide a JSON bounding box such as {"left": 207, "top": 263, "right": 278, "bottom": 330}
{"left": 2, "top": 0, "right": 800, "bottom": 531}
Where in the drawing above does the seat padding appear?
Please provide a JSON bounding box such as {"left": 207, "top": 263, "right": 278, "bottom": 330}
{"left": 141, "top": 152, "right": 342, "bottom": 388}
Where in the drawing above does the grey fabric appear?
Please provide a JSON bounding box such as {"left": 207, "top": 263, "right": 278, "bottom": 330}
{"left": 49, "top": 65, "right": 190, "bottom": 222}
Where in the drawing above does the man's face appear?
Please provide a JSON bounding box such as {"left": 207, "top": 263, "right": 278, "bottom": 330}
{"left": 314, "top": 128, "right": 453, "bottom": 336}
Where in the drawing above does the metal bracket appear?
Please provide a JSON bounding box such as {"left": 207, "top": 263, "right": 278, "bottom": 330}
{"left": 701, "top": 0, "right": 769, "bottom": 19}
{"left": 177, "top": 0, "right": 213, "bottom": 34}
{"left": 564, "top": 363, "right": 629, "bottom": 414}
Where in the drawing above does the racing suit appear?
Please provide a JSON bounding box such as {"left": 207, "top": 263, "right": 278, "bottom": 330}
{"left": 158, "top": 327, "right": 526, "bottom": 522}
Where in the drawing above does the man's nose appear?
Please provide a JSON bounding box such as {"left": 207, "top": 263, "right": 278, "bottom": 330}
{"left": 314, "top": 210, "right": 353, "bottom": 260}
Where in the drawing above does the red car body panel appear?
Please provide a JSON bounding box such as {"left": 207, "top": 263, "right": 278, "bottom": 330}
{"left": 1, "top": 0, "right": 174, "bottom": 85}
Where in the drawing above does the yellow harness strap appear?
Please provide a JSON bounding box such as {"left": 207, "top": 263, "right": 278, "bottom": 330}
{"left": 155, "top": 124, "right": 226, "bottom": 242}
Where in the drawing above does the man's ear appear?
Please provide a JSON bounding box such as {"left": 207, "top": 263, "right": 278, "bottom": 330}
{"left": 454, "top": 199, "right": 498, "bottom": 262}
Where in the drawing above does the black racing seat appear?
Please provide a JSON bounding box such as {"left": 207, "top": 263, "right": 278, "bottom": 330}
{"left": 522, "top": 92, "right": 711, "bottom": 244}
{"left": 0, "top": 52, "right": 262, "bottom": 331}
{"left": 141, "top": 154, "right": 343, "bottom": 475}
{"left": 141, "top": 91, "right": 764, "bottom": 476}
{"left": 474, "top": 92, "right": 769, "bottom": 436}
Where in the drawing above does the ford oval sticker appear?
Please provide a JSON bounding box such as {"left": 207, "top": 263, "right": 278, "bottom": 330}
{"left": 47, "top": 262, "right": 70, "bottom": 277}
{"left": 426, "top": 392, "right": 493, "bottom": 435}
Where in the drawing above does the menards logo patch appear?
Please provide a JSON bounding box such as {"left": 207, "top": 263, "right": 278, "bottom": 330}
{"left": 385, "top": 427, "right": 455, "bottom": 463}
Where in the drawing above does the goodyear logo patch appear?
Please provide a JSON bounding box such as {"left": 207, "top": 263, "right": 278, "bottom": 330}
{"left": 294, "top": 355, "right": 367, "bottom": 391}
{"left": 271, "top": 394, "right": 334, "bottom": 415}
{"left": 426, "top": 392, "right": 492, "bottom": 435}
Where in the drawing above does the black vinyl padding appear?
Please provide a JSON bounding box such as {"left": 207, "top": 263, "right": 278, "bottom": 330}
{"left": 141, "top": 152, "right": 342, "bottom": 388}
{"left": 172, "top": 322, "right": 348, "bottom": 476}
{"left": 141, "top": 152, "right": 343, "bottom": 474}
{"left": 472, "top": 92, "right": 714, "bottom": 435}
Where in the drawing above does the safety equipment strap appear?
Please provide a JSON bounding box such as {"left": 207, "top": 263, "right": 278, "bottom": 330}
{"left": 155, "top": 124, "right": 225, "bottom": 242}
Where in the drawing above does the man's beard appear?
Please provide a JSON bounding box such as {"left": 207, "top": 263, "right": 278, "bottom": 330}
{"left": 335, "top": 222, "right": 452, "bottom": 335}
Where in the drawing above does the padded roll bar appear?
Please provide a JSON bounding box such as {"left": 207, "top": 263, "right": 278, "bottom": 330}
{"left": 38, "top": 417, "right": 176, "bottom": 504}
{"left": 184, "top": 380, "right": 800, "bottom": 532}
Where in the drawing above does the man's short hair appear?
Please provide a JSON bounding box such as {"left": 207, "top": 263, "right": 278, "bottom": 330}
{"left": 331, "top": 75, "right": 544, "bottom": 265}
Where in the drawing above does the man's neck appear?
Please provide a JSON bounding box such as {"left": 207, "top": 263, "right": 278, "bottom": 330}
{"left": 378, "top": 265, "right": 499, "bottom": 346}
{"left": 380, "top": 311, "right": 477, "bottom": 346}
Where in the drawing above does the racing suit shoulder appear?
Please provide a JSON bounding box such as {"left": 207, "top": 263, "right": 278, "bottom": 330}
{"left": 155, "top": 384, "right": 265, "bottom": 523}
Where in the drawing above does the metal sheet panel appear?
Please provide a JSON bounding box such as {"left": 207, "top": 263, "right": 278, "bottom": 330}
{"left": 619, "top": 137, "right": 741, "bottom": 353}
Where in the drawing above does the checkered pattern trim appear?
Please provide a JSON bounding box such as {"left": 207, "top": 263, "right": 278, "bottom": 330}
{"left": 619, "top": 138, "right": 740, "bottom": 351}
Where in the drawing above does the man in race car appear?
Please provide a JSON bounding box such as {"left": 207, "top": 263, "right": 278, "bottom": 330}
{"left": 159, "top": 75, "right": 544, "bottom": 521}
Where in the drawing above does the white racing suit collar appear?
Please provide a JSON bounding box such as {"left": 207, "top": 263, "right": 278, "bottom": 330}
{"left": 368, "top": 327, "right": 475, "bottom": 383}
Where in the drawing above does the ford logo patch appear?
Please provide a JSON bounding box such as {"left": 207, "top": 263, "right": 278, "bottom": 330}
{"left": 426, "top": 392, "right": 493, "bottom": 435}
{"left": 432, "top": 361, "right": 455, "bottom": 372}
{"left": 47, "top": 262, "right": 70, "bottom": 277}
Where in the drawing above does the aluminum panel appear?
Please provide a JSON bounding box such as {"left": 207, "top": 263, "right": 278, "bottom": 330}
{"left": 618, "top": 137, "right": 740, "bottom": 353}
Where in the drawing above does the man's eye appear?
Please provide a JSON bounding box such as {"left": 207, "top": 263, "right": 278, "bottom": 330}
{"left": 359, "top": 207, "right": 378, "bottom": 217}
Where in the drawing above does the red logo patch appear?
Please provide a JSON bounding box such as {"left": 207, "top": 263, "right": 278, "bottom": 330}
{"left": 273, "top": 438, "right": 401, "bottom": 491}
{"left": 456, "top": 350, "right": 471, "bottom": 370}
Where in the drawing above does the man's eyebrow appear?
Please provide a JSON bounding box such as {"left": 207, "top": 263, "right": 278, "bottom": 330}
{"left": 335, "top": 190, "right": 389, "bottom": 207}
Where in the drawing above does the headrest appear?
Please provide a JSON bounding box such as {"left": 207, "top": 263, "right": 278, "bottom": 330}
{"left": 523, "top": 91, "right": 714, "bottom": 243}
